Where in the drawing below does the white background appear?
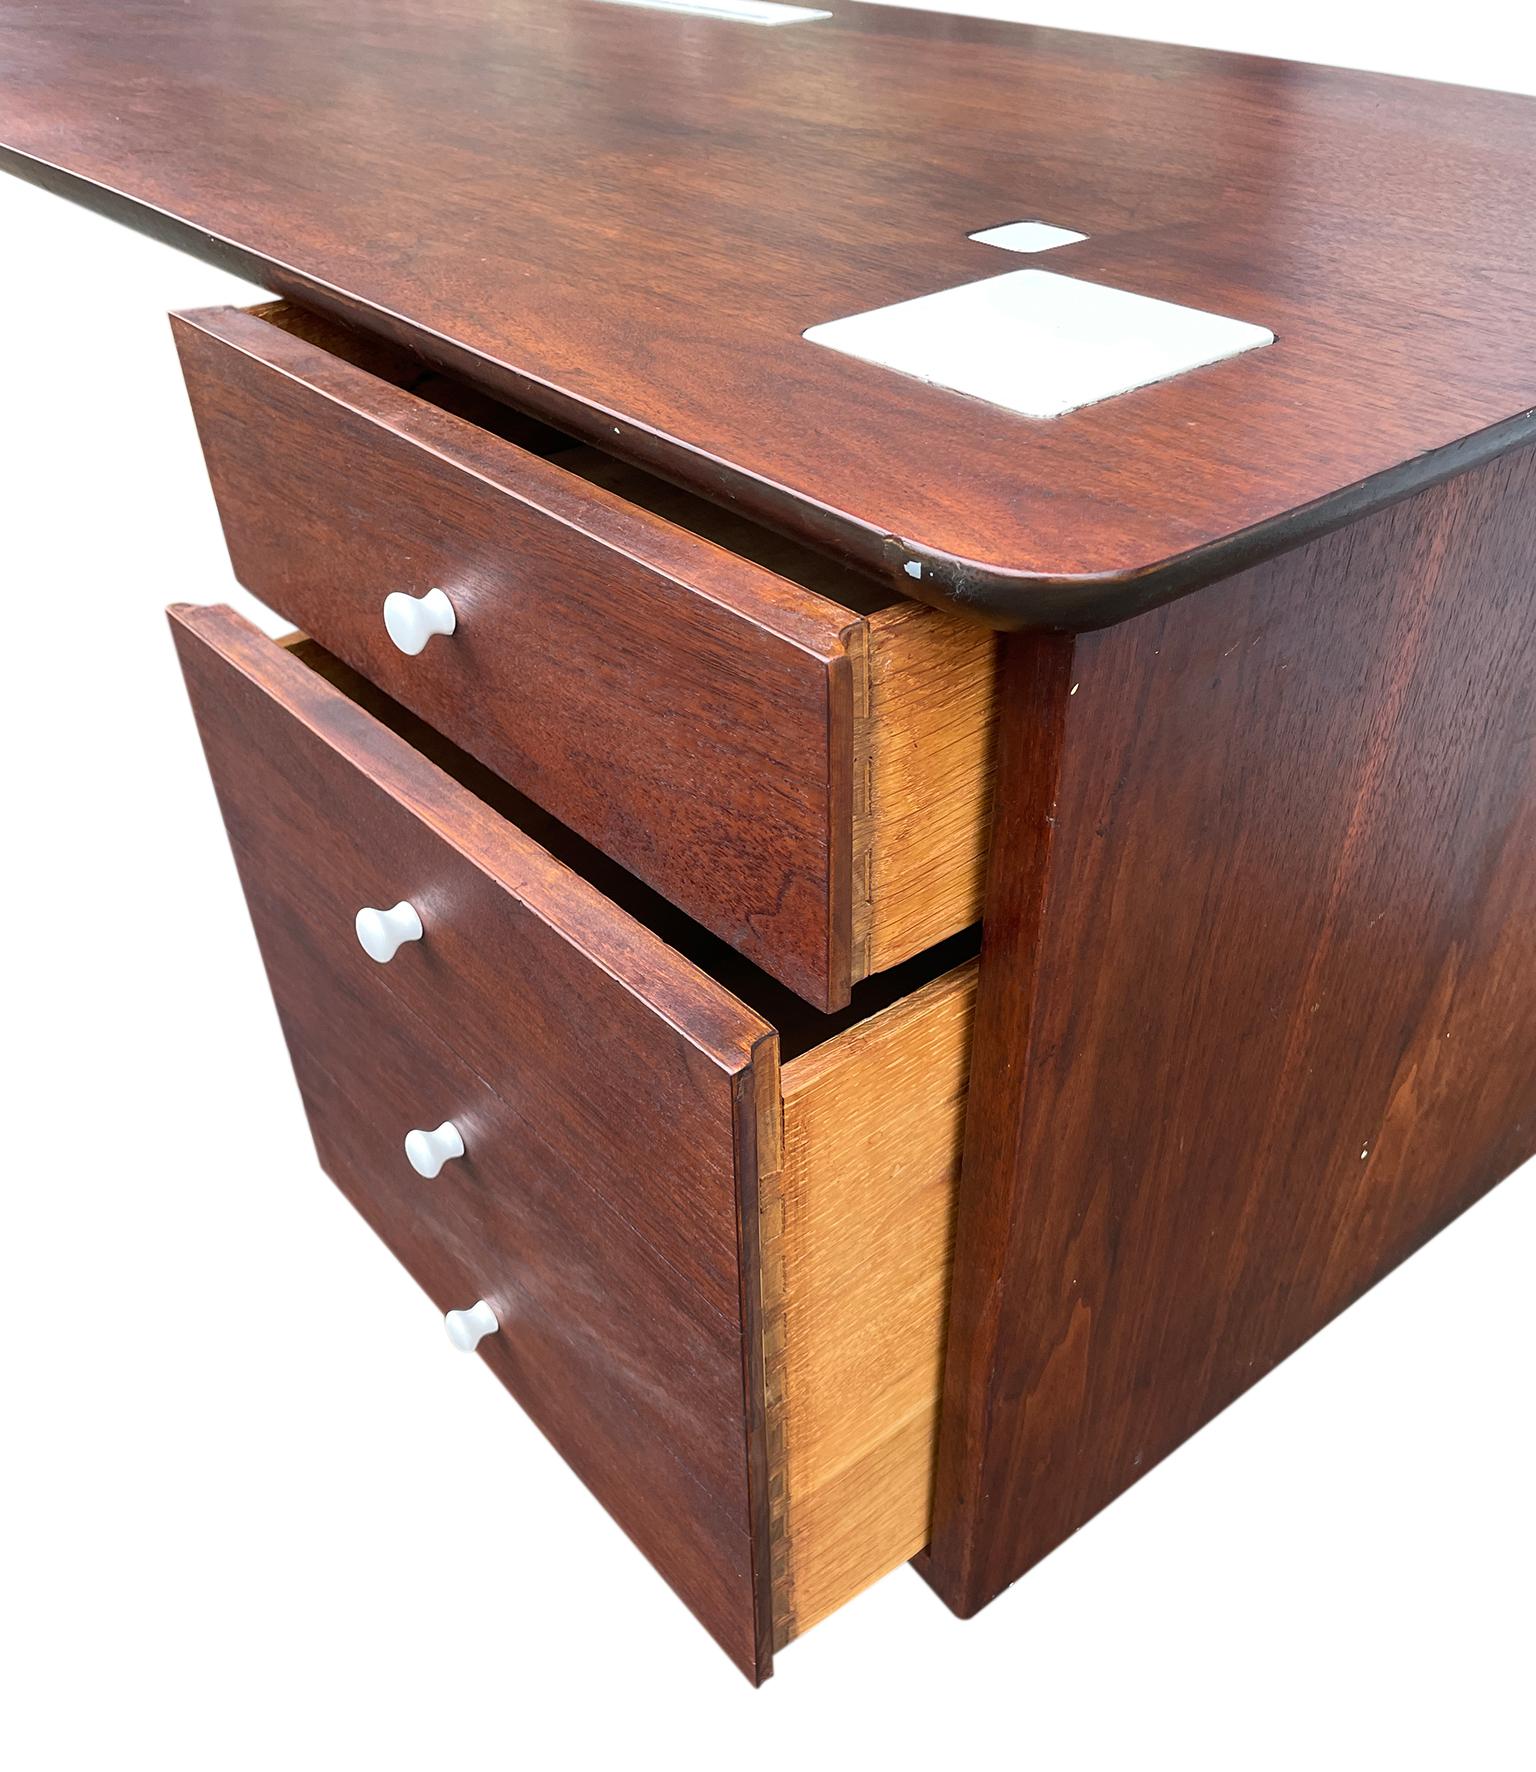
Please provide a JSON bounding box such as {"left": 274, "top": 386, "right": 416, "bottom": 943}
{"left": 2, "top": 4, "right": 1532, "bottom": 1767}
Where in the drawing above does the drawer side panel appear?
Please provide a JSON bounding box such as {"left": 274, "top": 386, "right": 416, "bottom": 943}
{"left": 767, "top": 960, "right": 977, "bottom": 1642}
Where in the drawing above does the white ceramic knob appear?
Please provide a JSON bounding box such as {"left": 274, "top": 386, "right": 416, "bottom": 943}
{"left": 383, "top": 585, "right": 456, "bottom": 656}
{"left": 444, "top": 1299, "right": 499, "bottom": 1352}
{"left": 404, "top": 1120, "right": 465, "bottom": 1179}
{"left": 354, "top": 899, "right": 423, "bottom": 964}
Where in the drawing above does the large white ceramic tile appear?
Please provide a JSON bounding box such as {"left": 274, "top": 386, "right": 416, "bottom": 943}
{"left": 803, "top": 269, "right": 1275, "bottom": 418}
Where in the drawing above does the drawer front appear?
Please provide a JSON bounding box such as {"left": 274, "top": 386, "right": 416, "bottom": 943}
{"left": 173, "top": 305, "right": 862, "bottom": 1010}
{"left": 253, "top": 902, "right": 763, "bottom": 1658}
{"left": 171, "top": 603, "right": 781, "bottom": 1682}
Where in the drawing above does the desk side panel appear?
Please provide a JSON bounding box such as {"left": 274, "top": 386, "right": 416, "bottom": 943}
{"left": 927, "top": 444, "right": 1536, "bottom": 1614}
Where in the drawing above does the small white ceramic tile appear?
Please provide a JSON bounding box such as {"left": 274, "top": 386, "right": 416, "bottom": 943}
{"left": 803, "top": 269, "right": 1275, "bottom": 418}
{"left": 969, "top": 220, "right": 1088, "bottom": 253}
{"left": 590, "top": 0, "right": 830, "bottom": 24}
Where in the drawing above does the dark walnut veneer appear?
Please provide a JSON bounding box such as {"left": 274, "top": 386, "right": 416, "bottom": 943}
{"left": 925, "top": 443, "right": 1536, "bottom": 1617}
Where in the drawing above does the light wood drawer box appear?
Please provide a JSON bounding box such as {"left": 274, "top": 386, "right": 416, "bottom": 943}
{"left": 171, "top": 602, "right": 977, "bottom": 1684}
{"left": 172, "top": 302, "right": 998, "bottom": 1013}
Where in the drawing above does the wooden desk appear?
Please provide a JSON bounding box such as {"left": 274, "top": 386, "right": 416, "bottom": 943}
{"left": 5, "top": 0, "right": 1532, "bottom": 1681}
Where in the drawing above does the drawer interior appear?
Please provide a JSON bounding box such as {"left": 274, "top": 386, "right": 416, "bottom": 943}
{"left": 287, "top": 636, "right": 975, "bottom": 1647}
{"left": 249, "top": 300, "right": 998, "bottom": 987}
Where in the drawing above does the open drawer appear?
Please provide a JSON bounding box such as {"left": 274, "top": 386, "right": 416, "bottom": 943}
{"left": 172, "top": 302, "right": 997, "bottom": 1011}
{"left": 171, "top": 604, "right": 974, "bottom": 1684}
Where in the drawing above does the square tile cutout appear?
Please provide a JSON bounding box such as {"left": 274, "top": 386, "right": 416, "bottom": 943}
{"left": 803, "top": 270, "right": 1275, "bottom": 418}
{"left": 591, "top": 0, "right": 830, "bottom": 22}
{"left": 970, "top": 220, "right": 1087, "bottom": 252}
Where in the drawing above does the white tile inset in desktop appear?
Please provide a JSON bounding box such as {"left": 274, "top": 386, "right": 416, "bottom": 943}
{"left": 804, "top": 270, "right": 1274, "bottom": 418}
{"left": 969, "top": 220, "right": 1088, "bottom": 252}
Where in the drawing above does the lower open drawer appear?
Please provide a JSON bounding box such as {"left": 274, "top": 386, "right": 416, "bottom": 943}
{"left": 171, "top": 603, "right": 974, "bottom": 1683}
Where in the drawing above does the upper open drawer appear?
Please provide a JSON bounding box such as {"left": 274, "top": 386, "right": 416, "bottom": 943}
{"left": 172, "top": 303, "right": 997, "bottom": 1011}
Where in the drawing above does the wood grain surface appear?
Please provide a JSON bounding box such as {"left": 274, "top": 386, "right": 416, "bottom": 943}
{"left": 260, "top": 903, "right": 769, "bottom": 1675}
{"left": 169, "top": 603, "right": 782, "bottom": 1681}
{"left": 6, "top": 3, "right": 1535, "bottom": 622}
{"left": 854, "top": 602, "right": 998, "bottom": 978}
{"left": 553, "top": 440, "right": 1001, "bottom": 979}
{"left": 925, "top": 443, "right": 1536, "bottom": 1617}
{"left": 767, "top": 961, "right": 976, "bottom": 1645}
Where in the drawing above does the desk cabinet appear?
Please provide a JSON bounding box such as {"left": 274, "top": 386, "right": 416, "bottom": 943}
{"left": 4, "top": 0, "right": 1532, "bottom": 1684}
